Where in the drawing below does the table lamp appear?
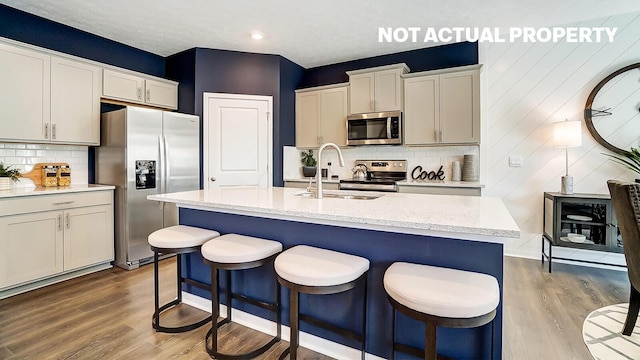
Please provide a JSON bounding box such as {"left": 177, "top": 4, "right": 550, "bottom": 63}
{"left": 553, "top": 119, "right": 582, "bottom": 194}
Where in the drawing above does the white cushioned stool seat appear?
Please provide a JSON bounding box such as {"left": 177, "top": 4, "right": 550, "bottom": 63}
{"left": 384, "top": 262, "right": 499, "bottom": 319}
{"left": 275, "top": 245, "right": 370, "bottom": 287}
{"left": 201, "top": 234, "right": 283, "bottom": 264}
{"left": 148, "top": 225, "right": 220, "bottom": 249}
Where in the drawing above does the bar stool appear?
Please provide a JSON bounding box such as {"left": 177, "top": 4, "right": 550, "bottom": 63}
{"left": 383, "top": 262, "right": 500, "bottom": 360}
{"left": 201, "top": 233, "right": 283, "bottom": 359}
{"left": 274, "top": 245, "right": 370, "bottom": 360}
{"left": 148, "top": 225, "right": 220, "bottom": 333}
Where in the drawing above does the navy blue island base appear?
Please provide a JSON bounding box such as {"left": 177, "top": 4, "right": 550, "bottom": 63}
{"left": 179, "top": 207, "right": 503, "bottom": 359}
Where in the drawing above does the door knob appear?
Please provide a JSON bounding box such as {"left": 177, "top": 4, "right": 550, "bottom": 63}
{"left": 210, "top": 177, "right": 216, "bottom": 182}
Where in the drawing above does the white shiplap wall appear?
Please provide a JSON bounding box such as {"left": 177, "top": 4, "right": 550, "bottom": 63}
{"left": 483, "top": 11, "right": 640, "bottom": 263}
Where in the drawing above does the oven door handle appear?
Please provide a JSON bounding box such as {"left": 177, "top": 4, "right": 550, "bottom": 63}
{"left": 387, "top": 117, "right": 392, "bottom": 139}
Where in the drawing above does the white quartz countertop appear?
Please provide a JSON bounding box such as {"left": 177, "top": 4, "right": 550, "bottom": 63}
{"left": 0, "top": 184, "right": 115, "bottom": 199}
{"left": 148, "top": 187, "right": 519, "bottom": 241}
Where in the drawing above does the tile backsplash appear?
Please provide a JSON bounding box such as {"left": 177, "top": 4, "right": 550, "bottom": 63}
{"left": 284, "top": 145, "right": 480, "bottom": 181}
{"left": 0, "top": 142, "right": 88, "bottom": 187}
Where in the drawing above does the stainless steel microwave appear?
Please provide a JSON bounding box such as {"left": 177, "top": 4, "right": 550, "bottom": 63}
{"left": 346, "top": 111, "right": 402, "bottom": 146}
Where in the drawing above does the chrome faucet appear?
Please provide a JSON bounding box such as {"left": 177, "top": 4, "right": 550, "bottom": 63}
{"left": 316, "top": 143, "right": 345, "bottom": 199}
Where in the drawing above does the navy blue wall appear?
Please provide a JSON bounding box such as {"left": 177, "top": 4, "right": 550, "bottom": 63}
{"left": 166, "top": 49, "right": 197, "bottom": 114}
{"left": 299, "top": 42, "right": 478, "bottom": 89}
{"left": 0, "top": 4, "right": 165, "bottom": 77}
{"left": 168, "top": 48, "right": 304, "bottom": 188}
{"left": 278, "top": 57, "right": 305, "bottom": 181}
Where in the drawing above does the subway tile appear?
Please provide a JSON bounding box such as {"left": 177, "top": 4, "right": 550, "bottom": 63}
{"left": 15, "top": 150, "right": 36, "bottom": 157}
{"left": 55, "top": 151, "right": 72, "bottom": 158}
{"left": 72, "top": 150, "right": 87, "bottom": 158}
{"left": 0, "top": 149, "right": 16, "bottom": 157}
{"left": 3, "top": 144, "right": 26, "bottom": 149}
{"left": 26, "top": 144, "right": 44, "bottom": 149}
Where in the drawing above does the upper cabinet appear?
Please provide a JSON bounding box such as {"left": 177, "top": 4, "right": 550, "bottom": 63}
{"left": 0, "top": 43, "right": 51, "bottom": 143}
{"left": 404, "top": 65, "right": 481, "bottom": 145}
{"left": 0, "top": 39, "right": 180, "bottom": 145}
{"left": 296, "top": 84, "right": 348, "bottom": 148}
{"left": 347, "top": 63, "right": 409, "bottom": 114}
{"left": 0, "top": 43, "right": 101, "bottom": 145}
{"left": 51, "top": 57, "right": 101, "bottom": 144}
{"left": 103, "top": 69, "right": 178, "bottom": 110}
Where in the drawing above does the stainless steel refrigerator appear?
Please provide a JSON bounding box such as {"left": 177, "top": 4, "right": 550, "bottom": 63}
{"left": 95, "top": 106, "right": 200, "bottom": 270}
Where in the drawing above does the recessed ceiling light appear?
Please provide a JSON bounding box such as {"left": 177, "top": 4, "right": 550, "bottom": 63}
{"left": 251, "top": 32, "right": 263, "bottom": 40}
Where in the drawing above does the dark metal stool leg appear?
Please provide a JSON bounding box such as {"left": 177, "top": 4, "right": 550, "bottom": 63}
{"left": 425, "top": 322, "right": 437, "bottom": 360}
{"left": 153, "top": 250, "right": 160, "bottom": 331}
{"left": 361, "top": 276, "right": 367, "bottom": 360}
{"left": 211, "top": 267, "right": 219, "bottom": 353}
{"left": 391, "top": 307, "right": 396, "bottom": 360}
{"left": 226, "top": 270, "right": 232, "bottom": 320}
{"left": 205, "top": 255, "right": 282, "bottom": 360}
{"left": 177, "top": 254, "right": 182, "bottom": 303}
{"left": 151, "top": 248, "right": 210, "bottom": 333}
{"left": 290, "top": 289, "right": 300, "bottom": 360}
{"left": 276, "top": 281, "right": 282, "bottom": 339}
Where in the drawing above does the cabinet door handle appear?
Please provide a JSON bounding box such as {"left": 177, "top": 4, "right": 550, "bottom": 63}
{"left": 66, "top": 213, "right": 70, "bottom": 229}
{"left": 44, "top": 123, "right": 49, "bottom": 139}
{"left": 440, "top": 129, "right": 443, "bottom": 142}
{"left": 57, "top": 214, "right": 62, "bottom": 231}
{"left": 371, "top": 100, "right": 375, "bottom": 111}
{"left": 52, "top": 124, "right": 56, "bottom": 140}
{"left": 52, "top": 201, "right": 74, "bottom": 205}
{"left": 146, "top": 89, "right": 151, "bottom": 102}
{"left": 137, "top": 87, "right": 142, "bottom": 101}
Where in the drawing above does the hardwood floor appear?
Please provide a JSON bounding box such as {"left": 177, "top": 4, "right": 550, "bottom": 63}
{"left": 0, "top": 256, "right": 630, "bottom": 359}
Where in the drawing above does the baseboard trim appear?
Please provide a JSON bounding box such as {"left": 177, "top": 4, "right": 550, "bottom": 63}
{"left": 182, "top": 292, "right": 385, "bottom": 360}
{"left": 0, "top": 262, "right": 113, "bottom": 300}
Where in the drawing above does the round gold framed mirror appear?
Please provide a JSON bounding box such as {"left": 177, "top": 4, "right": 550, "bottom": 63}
{"left": 584, "top": 62, "right": 640, "bottom": 155}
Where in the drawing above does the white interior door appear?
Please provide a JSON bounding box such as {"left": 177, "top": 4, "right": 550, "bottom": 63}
{"left": 204, "top": 93, "right": 272, "bottom": 189}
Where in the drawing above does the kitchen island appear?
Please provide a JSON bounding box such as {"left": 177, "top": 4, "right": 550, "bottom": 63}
{"left": 148, "top": 187, "right": 519, "bottom": 359}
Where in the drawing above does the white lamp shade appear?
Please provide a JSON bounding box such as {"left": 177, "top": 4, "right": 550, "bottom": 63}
{"left": 553, "top": 120, "right": 582, "bottom": 148}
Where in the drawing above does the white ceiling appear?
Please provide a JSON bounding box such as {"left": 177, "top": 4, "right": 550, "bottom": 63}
{"left": 2, "top": 0, "right": 640, "bottom": 68}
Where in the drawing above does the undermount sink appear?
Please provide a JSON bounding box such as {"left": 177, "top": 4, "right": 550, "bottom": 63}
{"left": 292, "top": 191, "right": 382, "bottom": 200}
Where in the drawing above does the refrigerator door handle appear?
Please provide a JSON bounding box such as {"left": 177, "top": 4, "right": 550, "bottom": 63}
{"left": 158, "top": 134, "right": 165, "bottom": 194}
{"left": 163, "top": 134, "right": 171, "bottom": 193}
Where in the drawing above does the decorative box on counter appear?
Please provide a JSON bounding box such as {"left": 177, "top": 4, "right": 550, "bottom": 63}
{"left": 22, "top": 162, "right": 71, "bottom": 187}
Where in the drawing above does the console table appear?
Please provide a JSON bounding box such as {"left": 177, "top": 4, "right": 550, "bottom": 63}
{"left": 542, "top": 192, "right": 624, "bottom": 272}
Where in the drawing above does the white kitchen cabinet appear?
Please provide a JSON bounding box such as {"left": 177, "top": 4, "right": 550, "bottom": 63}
{"left": 50, "top": 57, "right": 101, "bottom": 144}
{"left": 398, "top": 184, "right": 481, "bottom": 196}
{"left": 103, "top": 69, "right": 178, "bottom": 110}
{"left": 347, "top": 64, "right": 408, "bottom": 114}
{"left": 0, "top": 190, "right": 114, "bottom": 294}
{"left": 404, "top": 66, "right": 480, "bottom": 145}
{"left": 0, "top": 42, "right": 101, "bottom": 145}
{"left": 0, "top": 42, "right": 50, "bottom": 142}
{"left": 0, "top": 211, "right": 63, "bottom": 289}
{"left": 295, "top": 84, "right": 348, "bottom": 148}
{"left": 63, "top": 204, "right": 113, "bottom": 270}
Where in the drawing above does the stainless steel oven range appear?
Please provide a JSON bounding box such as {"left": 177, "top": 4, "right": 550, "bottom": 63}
{"left": 339, "top": 160, "right": 407, "bottom": 192}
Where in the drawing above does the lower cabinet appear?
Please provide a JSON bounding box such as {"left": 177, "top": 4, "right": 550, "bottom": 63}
{"left": 398, "top": 185, "right": 481, "bottom": 196}
{"left": 63, "top": 205, "right": 113, "bottom": 271}
{"left": 0, "top": 211, "right": 63, "bottom": 288}
{"left": 0, "top": 190, "right": 114, "bottom": 291}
